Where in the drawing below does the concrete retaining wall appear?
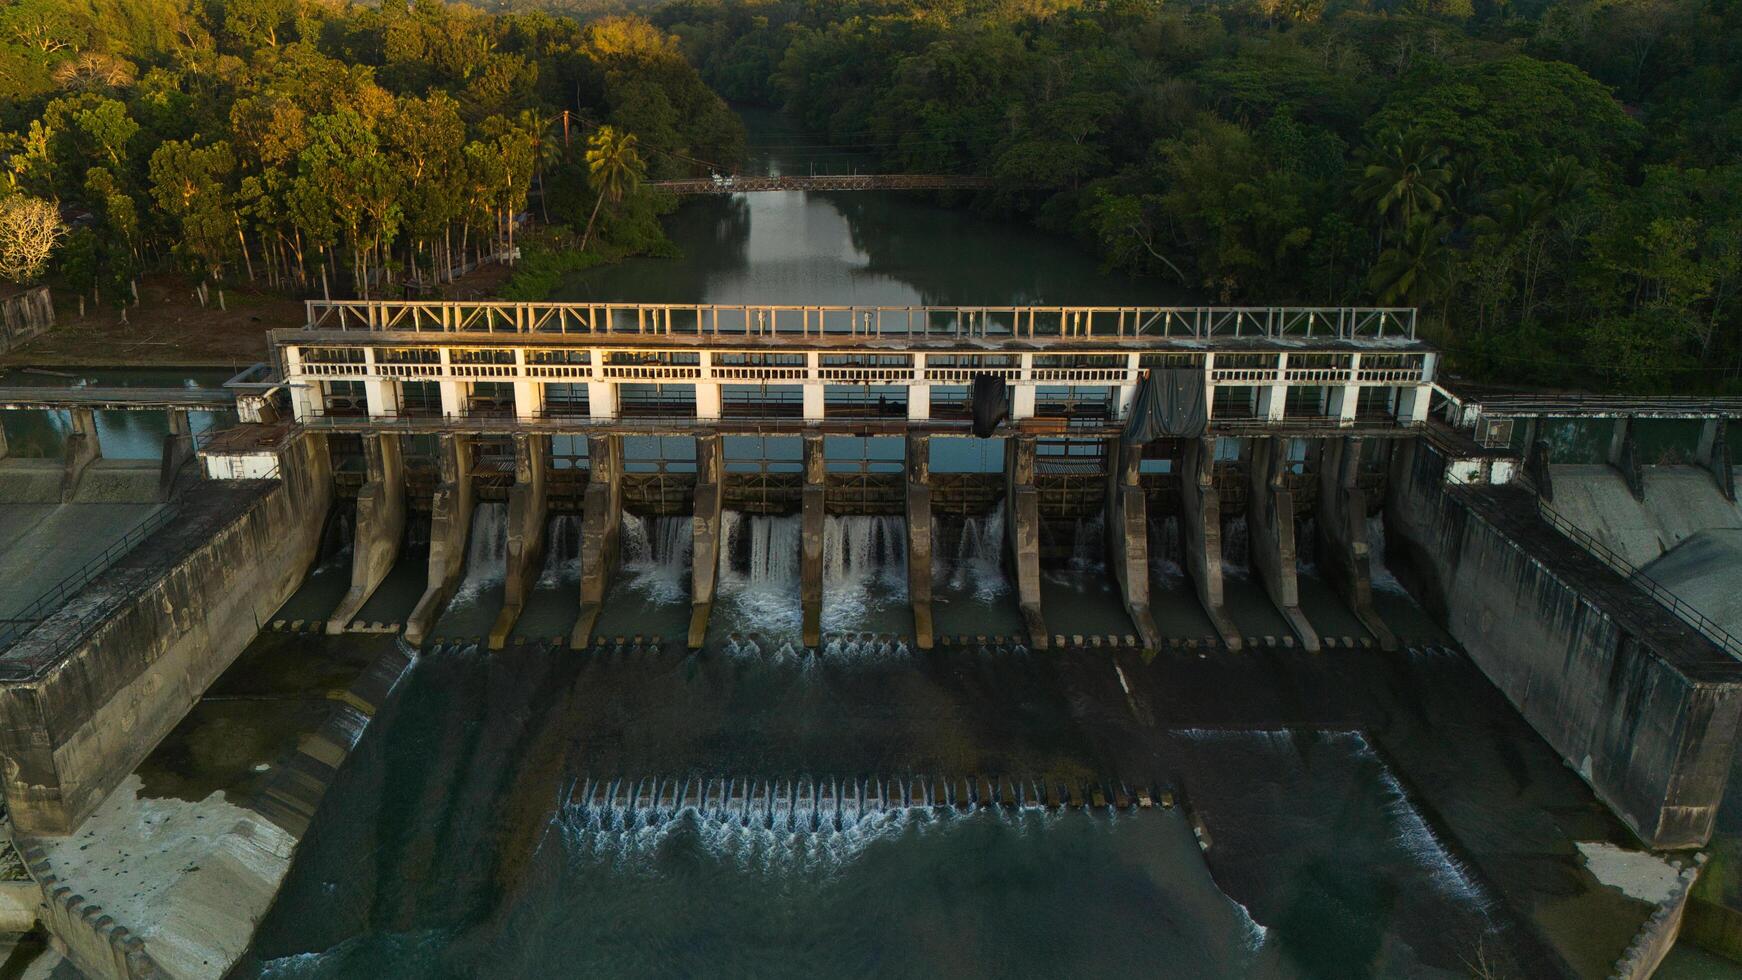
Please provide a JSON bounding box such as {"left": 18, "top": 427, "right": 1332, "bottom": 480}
{"left": 0, "top": 286, "right": 54, "bottom": 353}
{"left": 1386, "top": 440, "right": 1742, "bottom": 849}
{"left": 0, "top": 434, "right": 332, "bottom": 835}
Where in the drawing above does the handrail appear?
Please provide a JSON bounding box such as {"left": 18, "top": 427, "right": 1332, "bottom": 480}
{"left": 1535, "top": 499, "right": 1742, "bottom": 659}
{"left": 0, "top": 505, "right": 182, "bottom": 652}
{"left": 301, "top": 301, "right": 1418, "bottom": 343}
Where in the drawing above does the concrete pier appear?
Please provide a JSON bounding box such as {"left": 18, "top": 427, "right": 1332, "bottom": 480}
{"left": 688, "top": 435, "right": 722, "bottom": 648}
{"left": 405, "top": 435, "right": 473, "bottom": 647}
{"left": 489, "top": 434, "right": 549, "bottom": 649}
{"left": 1609, "top": 416, "right": 1645, "bottom": 501}
{"left": 1004, "top": 436, "right": 1048, "bottom": 649}
{"left": 0, "top": 433, "right": 332, "bottom": 834}
{"left": 573, "top": 435, "right": 623, "bottom": 648}
{"left": 326, "top": 434, "right": 406, "bottom": 633}
{"left": 1247, "top": 438, "right": 1320, "bottom": 652}
{"left": 1388, "top": 439, "right": 1742, "bottom": 849}
{"left": 906, "top": 434, "right": 934, "bottom": 649}
{"left": 1698, "top": 419, "right": 1735, "bottom": 502}
{"left": 1180, "top": 438, "right": 1242, "bottom": 650}
{"left": 60, "top": 408, "right": 100, "bottom": 503}
{"left": 1314, "top": 438, "right": 1397, "bottom": 650}
{"left": 801, "top": 434, "right": 824, "bottom": 648}
{"left": 157, "top": 408, "right": 195, "bottom": 501}
{"left": 1105, "top": 438, "right": 1160, "bottom": 650}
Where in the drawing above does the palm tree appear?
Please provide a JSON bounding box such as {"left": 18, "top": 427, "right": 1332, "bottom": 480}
{"left": 579, "top": 126, "right": 645, "bottom": 253}
{"left": 518, "top": 109, "right": 563, "bottom": 224}
{"left": 1368, "top": 216, "right": 1454, "bottom": 308}
{"left": 1354, "top": 128, "right": 1451, "bottom": 245}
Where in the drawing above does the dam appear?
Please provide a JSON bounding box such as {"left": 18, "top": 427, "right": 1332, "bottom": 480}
{"left": 0, "top": 296, "right": 1735, "bottom": 978}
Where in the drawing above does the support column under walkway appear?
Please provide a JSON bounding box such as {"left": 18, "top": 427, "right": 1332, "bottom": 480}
{"left": 573, "top": 434, "right": 623, "bottom": 648}
{"left": 1005, "top": 436, "right": 1048, "bottom": 650}
{"left": 327, "top": 434, "right": 407, "bottom": 633}
{"left": 1180, "top": 437, "right": 1241, "bottom": 650}
{"left": 1314, "top": 437, "right": 1397, "bottom": 651}
{"left": 405, "top": 435, "right": 473, "bottom": 647}
{"left": 907, "top": 434, "right": 934, "bottom": 650}
{"left": 490, "top": 434, "right": 550, "bottom": 649}
{"left": 1698, "top": 420, "right": 1735, "bottom": 502}
{"left": 1247, "top": 437, "right": 1321, "bottom": 652}
{"left": 158, "top": 408, "right": 196, "bottom": 501}
{"left": 802, "top": 434, "right": 825, "bottom": 649}
{"left": 60, "top": 408, "right": 100, "bottom": 503}
{"left": 1105, "top": 438, "right": 1160, "bottom": 650}
{"left": 688, "top": 435, "right": 723, "bottom": 649}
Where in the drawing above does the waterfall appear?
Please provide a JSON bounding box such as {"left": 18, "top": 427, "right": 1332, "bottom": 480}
{"left": 1367, "top": 514, "right": 1405, "bottom": 593}
{"left": 1295, "top": 516, "right": 1318, "bottom": 574}
{"left": 536, "top": 515, "right": 585, "bottom": 587}
{"left": 1068, "top": 514, "right": 1105, "bottom": 571}
{"left": 619, "top": 513, "right": 693, "bottom": 604}
{"left": 716, "top": 511, "right": 804, "bottom": 637}
{"left": 936, "top": 501, "right": 1008, "bottom": 600}
{"left": 1221, "top": 515, "right": 1249, "bottom": 576}
{"left": 1149, "top": 514, "right": 1184, "bottom": 583}
{"left": 452, "top": 502, "right": 508, "bottom": 603}
{"left": 316, "top": 508, "right": 354, "bottom": 566}
{"left": 820, "top": 514, "right": 907, "bottom": 634}
{"left": 823, "top": 515, "right": 905, "bottom": 587}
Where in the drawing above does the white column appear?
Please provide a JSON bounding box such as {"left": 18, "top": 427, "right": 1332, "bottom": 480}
{"left": 284, "top": 347, "right": 315, "bottom": 420}
{"left": 695, "top": 352, "right": 721, "bottom": 420}
{"left": 1202, "top": 353, "right": 1216, "bottom": 421}
{"left": 513, "top": 350, "right": 542, "bottom": 420}
{"left": 1115, "top": 352, "right": 1141, "bottom": 420}
{"left": 1011, "top": 353, "right": 1035, "bottom": 420}
{"left": 588, "top": 382, "right": 617, "bottom": 419}
{"left": 803, "top": 352, "right": 824, "bottom": 421}
{"left": 1256, "top": 353, "right": 1287, "bottom": 421}
{"left": 908, "top": 353, "right": 929, "bottom": 421}
{"left": 1328, "top": 353, "right": 1361, "bottom": 424}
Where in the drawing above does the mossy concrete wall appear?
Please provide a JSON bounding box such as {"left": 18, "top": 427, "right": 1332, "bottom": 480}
{"left": 1386, "top": 439, "right": 1742, "bottom": 850}
{"left": 0, "top": 434, "right": 332, "bottom": 835}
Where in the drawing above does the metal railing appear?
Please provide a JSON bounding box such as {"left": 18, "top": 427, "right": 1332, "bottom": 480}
{"left": 1534, "top": 500, "right": 1742, "bottom": 659}
{"left": 303, "top": 301, "right": 1417, "bottom": 343}
{"left": 0, "top": 505, "right": 182, "bottom": 653}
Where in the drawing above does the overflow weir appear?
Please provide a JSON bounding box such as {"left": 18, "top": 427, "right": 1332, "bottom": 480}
{"left": 0, "top": 302, "right": 1737, "bottom": 977}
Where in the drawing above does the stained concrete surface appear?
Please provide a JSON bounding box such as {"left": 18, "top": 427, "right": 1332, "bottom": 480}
{"left": 0, "top": 459, "right": 162, "bottom": 623}
{"left": 1549, "top": 465, "right": 1742, "bottom": 568}
{"left": 1639, "top": 529, "right": 1742, "bottom": 638}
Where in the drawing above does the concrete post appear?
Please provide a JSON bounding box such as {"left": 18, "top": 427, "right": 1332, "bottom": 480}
{"left": 802, "top": 434, "right": 825, "bottom": 647}
{"left": 688, "top": 434, "right": 724, "bottom": 648}
{"left": 438, "top": 380, "right": 465, "bottom": 419}
{"left": 1313, "top": 438, "right": 1397, "bottom": 650}
{"left": 0, "top": 419, "right": 8, "bottom": 460}
{"left": 326, "top": 434, "right": 407, "bottom": 633}
{"left": 906, "top": 434, "right": 934, "bottom": 649}
{"left": 157, "top": 407, "right": 196, "bottom": 501}
{"left": 1105, "top": 438, "right": 1160, "bottom": 650}
{"left": 1608, "top": 416, "right": 1645, "bottom": 501}
{"left": 573, "top": 434, "right": 624, "bottom": 648}
{"left": 1180, "top": 437, "right": 1241, "bottom": 650}
{"left": 1697, "top": 420, "right": 1735, "bottom": 502}
{"left": 588, "top": 382, "right": 617, "bottom": 419}
{"left": 405, "top": 435, "right": 474, "bottom": 647}
{"left": 364, "top": 379, "right": 400, "bottom": 419}
{"left": 60, "top": 408, "right": 100, "bottom": 503}
{"left": 1247, "top": 438, "right": 1321, "bottom": 651}
{"left": 489, "top": 434, "right": 550, "bottom": 649}
{"left": 1004, "top": 436, "right": 1048, "bottom": 649}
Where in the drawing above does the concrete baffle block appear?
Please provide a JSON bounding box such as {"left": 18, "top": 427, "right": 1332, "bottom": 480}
{"left": 1313, "top": 437, "right": 1397, "bottom": 651}
{"left": 1246, "top": 437, "right": 1320, "bottom": 652}
{"left": 327, "top": 433, "right": 407, "bottom": 634}
{"left": 574, "top": 434, "right": 624, "bottom": 649}
{"left": 1004, "top": 436, "right": 1049, "bottom": 649}
{"left": 1179, "top": 437, "right": 1242, "bottom": 650}
{"left": 405, "top": 434, "right": 474, "bottom": 647}
{"left": 490, "top": 434, "right": 550, "bottom": 649}
{"left": 688, "top": 434, "right": 723, "bottom": 648}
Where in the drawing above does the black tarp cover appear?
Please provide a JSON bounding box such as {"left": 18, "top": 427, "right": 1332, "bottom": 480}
{"left": 1122, "top": 367, "right": 1207, "bottom": 443}
{"left": 971, "top": 374, "right": 1009, "bottom": 438}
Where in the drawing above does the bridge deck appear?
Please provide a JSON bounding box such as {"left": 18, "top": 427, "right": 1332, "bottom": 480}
{"left": 648, "top": 174, "right": 993, "bottom": 194}
{"left": 0, "top": 386, "right": 235, "bottom": 412}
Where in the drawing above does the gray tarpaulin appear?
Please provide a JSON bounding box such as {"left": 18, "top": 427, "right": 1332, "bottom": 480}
{"left": 972, "top": 374, "right": 1009, "bottom": 438}
{"left": 1122, "top": 367, "right": 1206, "bottom": 443}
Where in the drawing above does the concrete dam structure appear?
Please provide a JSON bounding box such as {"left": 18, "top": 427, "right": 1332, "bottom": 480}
{"left": 0, "top": 301, "right": 1737, "bottom": 977}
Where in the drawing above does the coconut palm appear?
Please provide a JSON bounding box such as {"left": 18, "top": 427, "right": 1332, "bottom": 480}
{"left": 1368, "top": 216, "right": 1454, "bottom": 308}
{"left": 1355, "top": 128, "right": 1451, "bottom": 244}
{"left": 579, "top": 126, "right": 645, "bottom": 252}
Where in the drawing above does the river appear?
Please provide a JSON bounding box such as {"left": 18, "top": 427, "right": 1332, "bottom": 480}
{"left": 230, "top": 109, "right": 1639, "bottom": 979}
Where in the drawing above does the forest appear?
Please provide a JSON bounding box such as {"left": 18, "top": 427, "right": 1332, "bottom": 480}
{"left": 0, "top": 0, "right": 742, "bottom": 301}
{"left": 0, "top": 0, "right": 1737, "bottom": 391}
{"left": 652, "top": 0, "right": 1742, "bottom": 392}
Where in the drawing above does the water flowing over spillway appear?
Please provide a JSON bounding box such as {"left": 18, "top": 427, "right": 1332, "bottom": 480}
{"left": 934, "top": 501, "right": 1008, "bottom": 600}
{"left": 451, "top": 502, "right": 507, "bottom": 604}
{"left": 617, "top": 512, "right": 693, "bottom": 604}
{"left": 714, "top": 510, "right": 804, "bottom": 640}
{"left": 535, "top": 514, "right": 584, "bottom": 587}
{"left": 820, "top": 514, "right": 906, "bottom": 634}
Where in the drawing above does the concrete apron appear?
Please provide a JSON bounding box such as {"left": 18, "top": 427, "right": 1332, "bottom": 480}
{"left": 15, "top": 640, "right": 415, "bottom": 980}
